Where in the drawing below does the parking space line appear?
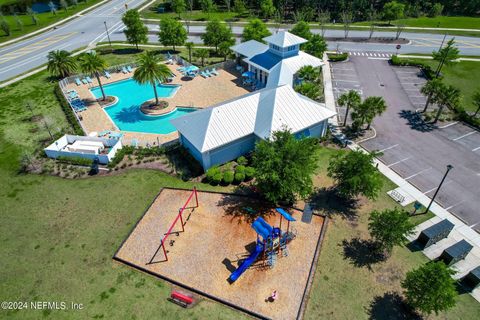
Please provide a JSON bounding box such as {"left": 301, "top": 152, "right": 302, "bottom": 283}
{"left": 405, "top": 167, "right": 432, "bottom": 180}
{"left": 439, "top": 121, "right": 458, "bottom": 129}
{"left": 387, "top": 156, "right": 411, "bottom": 167}
{"left": 378, "top": 144, "right": 399, "bottom": 152}
{"left": 423, "top": 181, "right": 452, "bottom": 194}
{"left": 452, "top": 131, "right": 476, "bottom": 141}
{"left": 332, "top": 68, "right": 354, "bottom": 71}
{"left": 445, "top": 201, "right": 464, "bottom": 210}
{"left": 472, "top": 146, "right": 480, "bottom": 152}
{"left": 334, "top": 79, "right": 359, "bottom": 83}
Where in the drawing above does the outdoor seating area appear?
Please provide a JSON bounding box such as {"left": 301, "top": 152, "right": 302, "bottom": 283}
{"left": 241, "top": 70, "right": 264, "bottom": 91}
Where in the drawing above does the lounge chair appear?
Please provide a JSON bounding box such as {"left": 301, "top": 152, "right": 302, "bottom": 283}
{"left": 127, "top": 66, "right": 133, "bottom": 73}
{"left": 81, "top": 78, "right": 88, "bottom": 84}
{"left": 104, "top": 71, "right": 111, "bottom": 79}
{"left": 109, "top": 132, "right": 124, "bottom": 139}
{"left": 166, "top": 59, "right": 173, "bottom": 65}
{"left": 75, "top": 78, "right": 82, "bottom": 86}
{"left": 210, "top": 68, "right": 219, "bottom": 76}
{"left": 98, "top": 130, "right": 111, "bottom": 137}
{"left": 177, "top": 66, "right": 186, "bottom": 72}
{"left": 204, "top": 70, "right": 213, "bottom": 77}
{"left": 86, "top": 76, "right": 93, "bottom": 83}
{"left": 122, "top": 67, "right": 128, "bottom": 74}
{"left": 200, "top": 71, "right": 209, "bottom": 78}
{"left": 68, "top": 91, "right": 79, "bottom": 100}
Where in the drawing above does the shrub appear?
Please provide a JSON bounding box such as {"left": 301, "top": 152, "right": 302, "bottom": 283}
{"left": 244, "top": 166, "right": 255, "bottom": 180}
{"left": 206, "top": 166, "right": 220, "bottom": 182}
{"left": 108, "top": 146, "right": 135, "bottom": 168}
{"left": 223, "top": 171, "right": 234, "bottom": 184}
{"left": 235, "top": 165, "right": 245, "bottom": 174}
{"left": 236, "top": 156, "right": 248, "bottom": 166}
{"left": 327, "top": 52, "right": 348, "bottom": 62}
{"left": 234, "top": 172, "right": 245, "bottom": 183}
{"left": 57, "top": 156, "right": 93, "bottom": 166}
{"left": 390, "top": 55, "right": 435, "bottom": 79}
{"left": 212, "top": 172, "right": 223, "bottom": 185}
{"left": 54, "top": 84, "right": 84, "bottom": 135}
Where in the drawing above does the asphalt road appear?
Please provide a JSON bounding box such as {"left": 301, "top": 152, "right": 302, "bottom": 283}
{"left": 0, "top": 0, "right": 146, "bottom": 82}
{"left": 331, "top": 56, "right": 480, "bottom": 232}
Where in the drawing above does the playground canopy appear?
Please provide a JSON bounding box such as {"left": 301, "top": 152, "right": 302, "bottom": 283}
{"left": 417, "top": 219, "right": 454, "bottom": 248}
{"left": 252, "top": 217, "right": 274, "bottom": 239}
{"left": 276, "top": 208, "right": 296, "bottom": 222}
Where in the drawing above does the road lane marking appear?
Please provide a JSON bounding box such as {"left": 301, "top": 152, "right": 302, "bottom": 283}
{"left": 378, "top": 144, "right": 399, "bottom": 152}
{"left": 452, "top": 131, "right": 476, "bottom": 141}
{"left": 439, "top": 121, "right": 458, "bottom": 129}
{"left": 405, "top": 167, "right": 432, "bottom": 180}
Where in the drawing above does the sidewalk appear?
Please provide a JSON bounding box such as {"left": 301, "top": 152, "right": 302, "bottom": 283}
{"left": 322, "top": 54, "right": 480, "bottom": 302}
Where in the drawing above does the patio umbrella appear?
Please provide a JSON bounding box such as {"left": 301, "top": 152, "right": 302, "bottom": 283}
{"left": 242, "top": 71, "right": 255, "bottom": 78}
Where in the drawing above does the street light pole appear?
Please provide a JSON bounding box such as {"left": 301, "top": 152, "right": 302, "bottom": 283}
{"left": 424, "top": 165, "right": 453, "bottom": 214}
{"left": 104, "top": 21, "right": 112, "bottom": 50}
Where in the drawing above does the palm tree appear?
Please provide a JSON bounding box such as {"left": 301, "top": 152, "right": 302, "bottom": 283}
{"left": 298, "top": 65, "right": 320, "bottom": 82}
{"left": 133, "top": 51, "right": 172, "bottom": 105}
{"left": 295, "top": 82, "right": 321, "bottom": 100}
{"left": 420, "top": 78, "right": 442, "bottom": 113}
{"left": 473, "top": 91, "right": 480, "bottom": 117}
{"left": 338, "top": 90, "right": 361, "bottom": 126}
{"left": 78, "top": 51, "right": 107, "bottom": 100}
{"left": 433, "top": 85, "right": 460, "bottom": 123}
{"left": 364, "top": 96, "right": 387, "bottom": 130}
{"left": 47, "top": 50, "right": 77, "bottom": 78}
{"left": 194, "top": 48, "right": 209, "bottom": 67}
{"left": 218, "top": 41, "right": 231, "bottom": 62}
{"left": 185, "top": 41, "right": 194, "bottom": 63}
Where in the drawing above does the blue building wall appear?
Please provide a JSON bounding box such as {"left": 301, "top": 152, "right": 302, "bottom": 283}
{"left": 179, "top": 135, "right": 203, "bottom": 164}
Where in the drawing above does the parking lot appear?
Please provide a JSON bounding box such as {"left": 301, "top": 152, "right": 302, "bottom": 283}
{"left": 330, "top": 54, "right": 480, "bottom": 232}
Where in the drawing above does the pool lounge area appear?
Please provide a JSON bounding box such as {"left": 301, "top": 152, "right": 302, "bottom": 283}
{"left": 89, "top": 78, "right": 195, "bottom": 135}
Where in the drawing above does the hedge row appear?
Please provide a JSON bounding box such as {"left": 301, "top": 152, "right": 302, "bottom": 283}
{"left": 206, "top": 165, "right": 255, "bottom": 185}
{"left": 57, "top": 156, "right": 93, "bottom": 167}
{"left": 327, "top": 52, "right": 348, "bottom": 62}
{"left": 54, "top": 84, "right": 84, "bottom": 136}
{"left": 390, "top": 55, "right": 435, "bottom": 79}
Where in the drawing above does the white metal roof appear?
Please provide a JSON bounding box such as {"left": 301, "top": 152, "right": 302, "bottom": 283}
{"left": 170, "top": 85, "right": 336, "bottom": 152}
{"left": 230, "top": 40, "right": 268, "bottom": 58}
{"left": 263, "top": 30, "right": 308, "bottom": 47}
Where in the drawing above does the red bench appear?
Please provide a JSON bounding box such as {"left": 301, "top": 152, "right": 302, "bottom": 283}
{"left": 170, "top": 291, "right": 194, "bottom": 307}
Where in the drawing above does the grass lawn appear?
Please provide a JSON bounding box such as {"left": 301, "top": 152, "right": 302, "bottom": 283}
{"left": 353, "top": 16, "right": 480, "bottom": 30}
{"left": 0, "top": 0, "right": 103, "bottom": 43}
{"left": 397, "top": 57, "right": 480, "bottom": 113}
{"left": 0, "top": 49, "right": 479, "bottom": 319}
{"left": 141, "top": 1, "right": 242, "bottom": 21}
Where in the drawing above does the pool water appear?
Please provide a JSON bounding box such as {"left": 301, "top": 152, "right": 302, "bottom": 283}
{"left": 90, "top": 78, "right": 195, "bottom": 134}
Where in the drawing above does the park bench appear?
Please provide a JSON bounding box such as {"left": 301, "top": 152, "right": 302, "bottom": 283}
{"left": 169, "top": 291, "right": 194, "bottom": 308}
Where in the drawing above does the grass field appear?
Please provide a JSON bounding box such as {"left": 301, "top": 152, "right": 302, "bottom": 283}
{"left": 397, "top": 58, "right": 480, "bottom": 113}
{"left": 0, "top": 0, "right": 103, "bottom": 43}
{"left": 0, "top": 50, "right": 479, "bottom": 319}
{"left": 354, "top": 16, "right": 480, "bottom": 30}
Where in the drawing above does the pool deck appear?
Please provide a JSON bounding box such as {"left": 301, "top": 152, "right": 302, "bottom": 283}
{"left": 65, "top": 62, "right": 250, "bottom": 146}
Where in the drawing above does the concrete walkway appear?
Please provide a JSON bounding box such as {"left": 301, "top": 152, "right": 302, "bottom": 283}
{"left": 322, "top": 55, "right": 480, "bottom": 302}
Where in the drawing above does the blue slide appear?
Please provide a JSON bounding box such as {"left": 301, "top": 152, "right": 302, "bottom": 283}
{"left": 228, "top": 243, "right": 263, "bottom": 282}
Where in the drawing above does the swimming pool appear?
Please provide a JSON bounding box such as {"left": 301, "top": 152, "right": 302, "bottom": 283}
{"left": 90, "top": 78, "right": 195, "bottom": 134}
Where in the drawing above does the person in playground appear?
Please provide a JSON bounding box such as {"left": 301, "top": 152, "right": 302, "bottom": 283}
{"left": 267, "top": 290, "right": 278, "bottom": 302}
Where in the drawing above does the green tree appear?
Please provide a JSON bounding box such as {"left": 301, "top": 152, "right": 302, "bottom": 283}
{"left": 295, "top": 82, "right": 321, "bottom": 100}
{"left": 382, "top": 1, "right": 405, "bottom": 24}
{"left": 473, "top": 91, "right": 480, "bottom": 117}
{"left": 252, "top": 129, "right": 319, "bottom": 205}
{"left": 78, "top": 51, "right": 107, "bottom": 100}
{"left": 297, "top": 65, "right": 320, "bottom": 82}
{"left": 47, "top": 50, "right": 77, "bottom": 78}
{"left": 242, "top": 19, "right": 271, "bottom": 42}
{"left": 260, "top": 0, "right": 275, "bottom": 19}
{"left": 218, "top": 41, "right": 232, "bottom": 61}
{"left": 200, "top": 0, "right": 216, "bottom": 18}
{"left": 171, "top": 0, "right": 186, "bottom": 18}
{"left": 201, "top": 19, "right": 233, "bottom": 52}
{"left": 27, "top": 8, "right": 39, "bottom": 25}
{"left": 233, "top": 0, "right": 247, "bottom": 16}
{"left": 60, "top": 0, "right": 68, "bottom": 12}
{"left": 351, "top": 96, "right": 387, "bottom": 130}
{"left": 420, "top": 78, "right": 443, "bottom": 113}
{"left": 429, "top": 3, "right": 444, "bottom": 18}
{"left": 158, "top": 17, "right": 187, "bottom": 51}
{"left": 433, "top": 85, "right": 460, "bottom": 123}
{"left": 368, "top": 208, "right": 415, "bottom": 255}
{"left": 318, "top": 10, "right": 330, "bottom": 37}
{"left": 133, "top": 51, "right": 172, "bottom": 105}
{"left": 0, "top": 18, "right": 10, "bottom": 36}
{"left": 433, "top": 38, "right": 459, "bottom": 78}
{"left": 194, "top": 48, "right": 209, "bottom": 66}
{"left": 327, "top": 150, "right": 383, "bottom": 200}
{"left": 338, "top": 90, "right": 361, "bottom": 127}
{"left": 402, "top": 262, "right": 457, "bottom": 315}
{"left": 289, "top": 21, "right": 312, "bottom": 40}
{"left": 185, "top": 41, "right": 194, "bottom": 62}
{"left": 304, "top": 34, "right": 327, "bottom": 58}
{"left": 122, "top": 9, "right": 148, "bottom": 50}
{"left": 14, "top": 14, "right": 23, "bottom": 31}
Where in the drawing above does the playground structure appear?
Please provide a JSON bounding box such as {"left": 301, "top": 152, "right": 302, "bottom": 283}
{"left": 148, "top": 187, "right": 199, "bottom": 264}
{"left": 229, "top": 208, "right": 297, "bottom": 282}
